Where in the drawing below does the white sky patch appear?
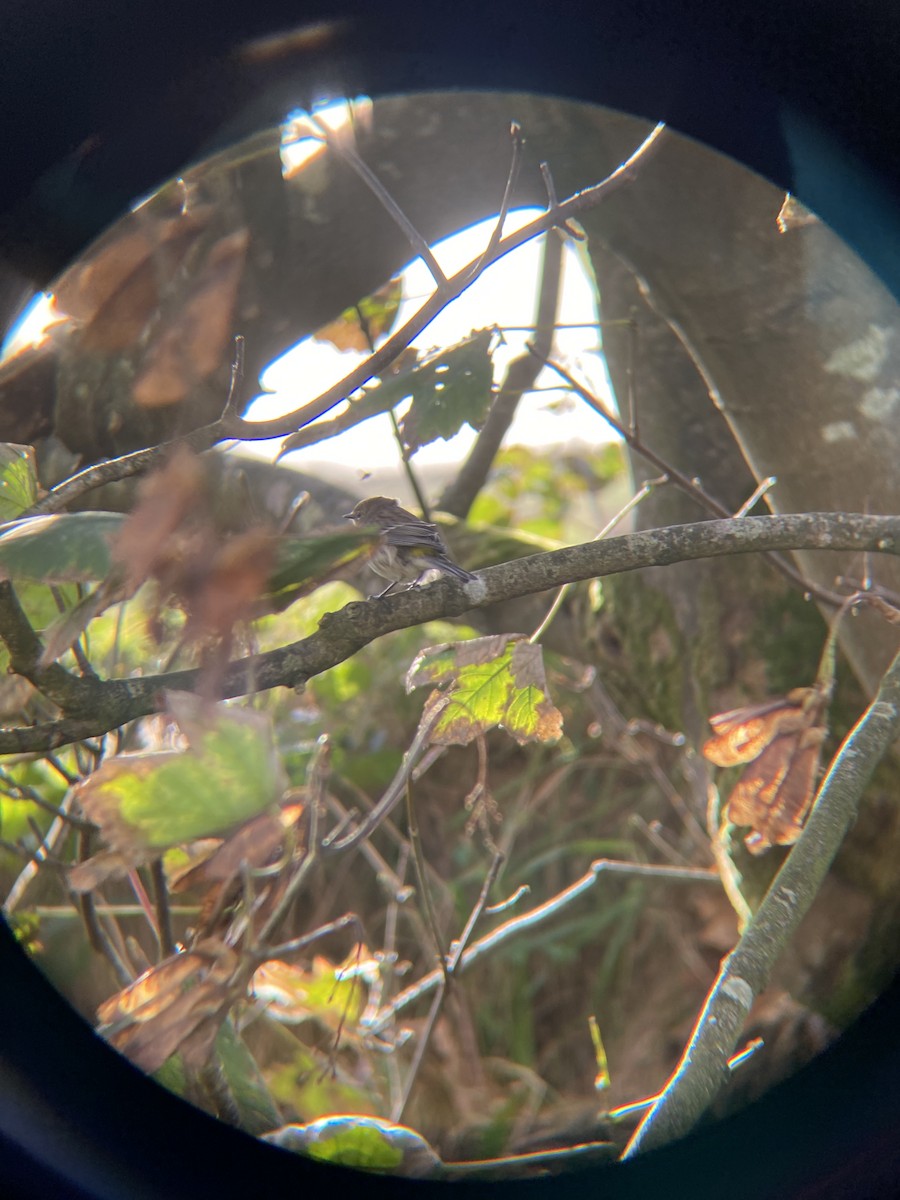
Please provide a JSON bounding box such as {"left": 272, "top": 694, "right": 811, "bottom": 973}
{"left": 280, "top": 97, "right": 373, "bottom": 178}
{"left": 244, "top": 207, "right": 617, "bottom": 472}
{"left": 0, "top": 292, "right": 67, "bottom": 361}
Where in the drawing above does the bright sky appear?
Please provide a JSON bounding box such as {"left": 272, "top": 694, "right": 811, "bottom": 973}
{"left": 1, "top": 98, "right": 621, "bottom": 487}
{"left": 243, "top": 206, "right": 618, "bottom": 479}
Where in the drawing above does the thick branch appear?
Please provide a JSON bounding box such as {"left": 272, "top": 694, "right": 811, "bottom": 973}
{"left": 623, "top": 645, "right": 900, "bottom": 1157}
{"left": 1, "top": 512, "right": 897, "bottom": 752}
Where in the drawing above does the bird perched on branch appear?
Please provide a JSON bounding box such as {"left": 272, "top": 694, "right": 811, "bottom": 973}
{"left": 344, "top": 496, "right": 477, "bottom": 597}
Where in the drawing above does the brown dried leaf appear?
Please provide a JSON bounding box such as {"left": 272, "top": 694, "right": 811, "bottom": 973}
{"left": 703, "top": 687, "right": 817, "bottom": 766}
{"left": 182, "top": 527, "right": 276, "bottom": 641}
{"left": 97, "top": 939, "right": 238, "bottom": 1073}
{"left": 170, "top": 801, "right": 305, "bottom": 893}
{"left": 68, "top": 847, "right": 136, "bottom": 892}
{"left": 704, "top": 686, "right": 830, "bottom": 854}
{"left": 726, "top": 727, "right": 827, "bottom": 854}
{"left": 111, "top": 445, "right": 208, "bottom": 594}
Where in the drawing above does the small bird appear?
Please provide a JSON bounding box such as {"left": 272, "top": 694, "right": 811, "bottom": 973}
{"left": 344, "top": 496, "right": 477, "bottom": 597}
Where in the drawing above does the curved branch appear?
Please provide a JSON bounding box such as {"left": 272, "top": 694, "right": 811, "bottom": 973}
{"left": 24, "top": 124, "right": 667, "bottom": 519}
{"left": 1, "top": 512, "right": 897, "bottom": 753}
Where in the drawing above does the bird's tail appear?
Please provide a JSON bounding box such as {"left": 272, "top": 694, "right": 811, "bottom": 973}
{"left": 438, "top": 559, "right": 477, "bottom": 583}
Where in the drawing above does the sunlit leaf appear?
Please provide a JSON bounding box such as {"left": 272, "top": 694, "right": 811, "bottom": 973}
{"left": 0, "top": 443, "right": 38, "bottom": 520}
{"left": 406, "top": 634, "right": 563, "bottom": 746}
{"left": 264, "top": 1115, "right": 442, "bottom": 1178}
{"left": 252, "top": 944, "right": 375, "bottom": 1031}
{"left": 313, "top": 278, "right": 403, "bottom": 352}
{"left": 703, "top": 685, "right": 830, "bottom": 854}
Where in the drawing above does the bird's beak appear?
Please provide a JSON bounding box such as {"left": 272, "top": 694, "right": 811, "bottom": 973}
{"left": 343, "top": 513, "right": 354, "bottom": 521}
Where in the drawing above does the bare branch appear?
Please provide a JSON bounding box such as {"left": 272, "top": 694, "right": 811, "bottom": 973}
{"left": 22, "top": 123, "right": 666, "bottom": 518}
{"left": 368, "top": 857, "right": 719, "bottom": 1034}
{"left": 463, "top": 120, "right": 525, "bottom": 283}
{"left": 542, "top": 356, "right": 853, "bottom": 606}
{"left": 623, "top": 645, "right": 900, "bottom": 1158}
{"left": 0, "top": 512, "right": 897, "bottom": 753}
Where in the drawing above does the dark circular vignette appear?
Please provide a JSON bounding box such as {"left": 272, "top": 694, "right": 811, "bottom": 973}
{"left": 2, "top": 1, "right": 900, "bottom": 1198}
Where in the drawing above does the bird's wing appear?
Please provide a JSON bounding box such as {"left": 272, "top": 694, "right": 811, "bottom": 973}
{"left": 382, "top": 521, "right": 447, "bottom": 553}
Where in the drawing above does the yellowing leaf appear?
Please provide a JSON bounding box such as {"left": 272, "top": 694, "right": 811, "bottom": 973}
{"left": 252, "top": 944, "right": 375, "bottom": 1031}
{"left": 265, "top": 1116, "right": 442, "bottom": 1178}
{"left": 406, "top": 635, "right": 563, "bottom": 746}
{"left": 72, "top": 697, "right": 286, "bottom": 872}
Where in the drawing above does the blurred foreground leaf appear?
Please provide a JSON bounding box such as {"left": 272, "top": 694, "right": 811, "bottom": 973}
{"left": 69, "top": 696, "right": 285, "bottom": 887}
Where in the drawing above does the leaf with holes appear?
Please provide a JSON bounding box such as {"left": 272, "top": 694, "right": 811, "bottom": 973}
{"left": 398, "top": 329, "right": 494, "bottom": 452}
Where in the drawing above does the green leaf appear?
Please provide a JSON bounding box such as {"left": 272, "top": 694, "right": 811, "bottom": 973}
{"left": 214, "top": 1020, "right": 282, "bottom": 1136}
{"left": 0, "top": 444, "right": 38, "bottom": 520}
{"left": 0, "top": 511, "right": 124, "bottom": 584}
{"left": 264, "top": 1116, "right": 442, "bottom": 1177}
{"left": 406, "top": 635, "right": 563, "bottom": 746}
{"left": 73, "top": 696, "right": 286, "bottom": 860}
{"left": 397, "top": 329, "right": 495, "bottom": 452}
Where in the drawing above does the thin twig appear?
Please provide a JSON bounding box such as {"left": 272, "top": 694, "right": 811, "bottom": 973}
{"left": 354, "top": 300, "right": 430, "bottom": 519}
{"left": 394, "top": 849, "right": 505, "bottom": 1124}
{"left": 542, "top": 356, "right": 851, "bottom": 607}
{"left": 439, "top": 227, "right": 564, "bottom": 519}
{"left": 3, "top": 790, "right": 76, "bottom": 913}
{"left": 464, "top": 120, "right": 525, "bottom": 282}
{"left": 259, "top": 911, "right": 361, "bottom": 963}
{"left": 322, "top": 698, "right": 450, "bottom": 854}
{"left": 394, "top": 980, "right": 445, "bottom": 1124}
{"left": 151, "top": 857, "right": 176, "bottom": 958}
{"left": 308, "top": 111, "right": 447, "bottom": 287}
{"left": 448, "top": 850, "right": 505, "bottom": 973}
{"left": 529, "top": 473, "right": 667, "bottom": 644}
{"left": 405, "top": 779, "right": 450, "bottom": 987}
{"left": 368, "top": 857, "right": 719, "bottom": 1034}
{"left": 23, "top": 123, "right": 667, "bottom": 519}
{"left": 221, "top": 336, "right": 245, "bottom": 418}
{"left": 253, "top": 738, "right": 328, "bottom": 950}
